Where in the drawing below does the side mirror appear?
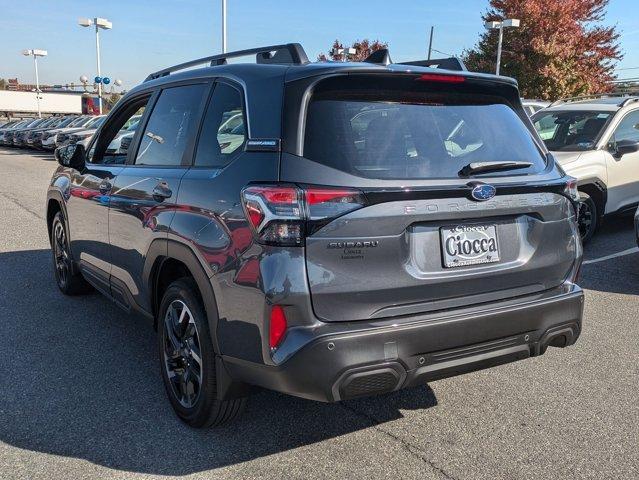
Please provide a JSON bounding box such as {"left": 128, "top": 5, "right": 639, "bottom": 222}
{"left": 614, "top": 139, "right": 639, "bottom": 158}
{"left": 55, "top": 144, "right": 86, "bottom": 169}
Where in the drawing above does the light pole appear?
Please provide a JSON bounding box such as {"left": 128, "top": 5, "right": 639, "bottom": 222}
{"left": 485, "top": 19, "right": 520, "bottom": 75}
{"left": 22, "top": 49, "right": 47, "bottom": 118}
{"left": 78, "top": 17, "right": 112, "bottom": 114}
{"left": 222, "top": 0, "right": 227, "bottom": 53}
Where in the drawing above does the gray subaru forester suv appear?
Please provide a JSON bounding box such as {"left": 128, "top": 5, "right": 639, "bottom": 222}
{"left": 47, "top": 44, "right": 584, "bottom": 427}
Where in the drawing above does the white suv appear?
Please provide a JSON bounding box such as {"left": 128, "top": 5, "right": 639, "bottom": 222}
{"left": 532, "top": 96, "right": 639, "bottom": 242}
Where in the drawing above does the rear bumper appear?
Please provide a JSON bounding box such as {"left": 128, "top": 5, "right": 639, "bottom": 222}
{"left": 223, "top": 284, "right": 584, "bottom": 402}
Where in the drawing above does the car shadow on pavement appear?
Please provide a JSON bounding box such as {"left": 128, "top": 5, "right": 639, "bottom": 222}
{"left": 580, "top": 215, "right": 639, "bottom": 296}
{"left": 0, "top": 148, "right": 52, "bottom": 159}
{"left": 0, "top": 248, "right": 438, "bottom": 476}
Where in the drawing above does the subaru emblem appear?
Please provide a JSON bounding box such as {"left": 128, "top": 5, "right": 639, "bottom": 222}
{"left": 470, "top": 184, "right": 496, "bottom": 202}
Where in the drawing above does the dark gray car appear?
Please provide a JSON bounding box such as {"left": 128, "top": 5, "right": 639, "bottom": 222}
{"left": 46, "top": 43, "right": 584, "bottom": 427}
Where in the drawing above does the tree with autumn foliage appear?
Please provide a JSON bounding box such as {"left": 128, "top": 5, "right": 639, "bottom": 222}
{"left": 464, "top": 0, "right": 622, "bottom": 100}
{"left": 318, "top": 39, "right": 388, "bottom": 62}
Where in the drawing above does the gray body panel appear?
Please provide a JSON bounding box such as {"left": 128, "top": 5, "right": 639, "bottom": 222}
{"left": 305, "top": 193, "right": 578, "bottom": 322}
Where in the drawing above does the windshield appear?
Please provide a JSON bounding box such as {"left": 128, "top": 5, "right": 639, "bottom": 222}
{"left": 68, "top": 116, "right": 90, "bottom": 127}
{"left": 303, "top": 78, "right": 546, "bottom": 179}
{"left": 11, "top": 120, "right": 29, "bottom": 129}
{"left": 25, "top": 118, "right": 45, "bottom": 128}
{"left": 532, "top": 110, "right": 613, "bottom": 151}
{"left": 40, "top": 118, "right": 59, "bottom": 128}
{"left": 85, "top": 116, "right": 105, "bottom": 128}
{"left": 91, "top": 116, "right": 106, "bottom": 128}
{"left": 56, "top": 117, "right": 77, "bottom": 128}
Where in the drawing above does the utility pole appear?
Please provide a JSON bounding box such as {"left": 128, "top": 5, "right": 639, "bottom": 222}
{"left": 222, "top": 0, "right": 227, "bottom": 53}
{"left": 78, "top": 17, "right": 112, "bottom": 114}
{"left": 95, "top": 24, "right": 102, "bottom": 113}
{"left": 22, "top": 49, "right": 47, "bottom": 118}
{"left": 427, "top": 26, "right": 434, "bottom": 60}
{"left": 485, "top": 19, "right": 520, "bottom": 75}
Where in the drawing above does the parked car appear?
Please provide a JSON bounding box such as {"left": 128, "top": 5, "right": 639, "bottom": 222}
{"left": 47, "top": 43, "right": 584, "bottom": 427}
{"left": 105, "top": 114, "right": 142, "bottom": 153}
{"left": 67, "top": 116, "right": 108, "bottom": 147}
{"left": 5, "top": 118, "right": 47, "bottom": 146}
{"left": 55, "top": 115, "right": 105, "bottom": 148}
{"left": 0, "top": 119, "right": 31, "bottom": 145}
{"left": 531, "top": 95, "right": 639, "bottom": 242}
{"left": 24, "top": 116, "right": 73, "bottom": 149}
{"left": 42, "top": 115, "right": 95, "bottom": 151}
{"left": 522, "top": 99, "right": 550, "bottom": 116}
{"left": 29, "top": 116, "right": 79, "bottom": 150}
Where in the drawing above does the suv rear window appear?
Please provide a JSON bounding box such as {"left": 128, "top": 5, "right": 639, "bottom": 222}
{"left": 302, "top": 76, "right": 546, "bottom": 179}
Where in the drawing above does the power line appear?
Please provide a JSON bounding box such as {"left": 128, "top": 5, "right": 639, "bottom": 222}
{"left": 431, "top": 48, "right": 456, "bottom": 58}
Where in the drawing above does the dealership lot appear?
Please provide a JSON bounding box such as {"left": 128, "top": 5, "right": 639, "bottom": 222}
{"left": 0, "top": 149, "right": 637, "bottom": 480}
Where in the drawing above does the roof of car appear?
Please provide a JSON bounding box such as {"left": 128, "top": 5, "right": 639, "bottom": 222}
{"left": 541, "top": 102, "right": 621, "bottom": 113}
{"left": 543, "top": 95, "right": 639, "bottom": 112}
{"left": 129, "top": 43, "right": 519, "bottom": 97}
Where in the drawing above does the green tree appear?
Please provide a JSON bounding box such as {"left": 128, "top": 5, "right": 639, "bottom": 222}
{"left": 0, "top": 78, "right": 7, "bottom": 90}
{"left": 464, "top": 0, "right": 622, "bottom": 100}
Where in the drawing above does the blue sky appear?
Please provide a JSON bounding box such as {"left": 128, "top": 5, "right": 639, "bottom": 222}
{"left": 1, "top": 0, "right": 638, "bottom": 89}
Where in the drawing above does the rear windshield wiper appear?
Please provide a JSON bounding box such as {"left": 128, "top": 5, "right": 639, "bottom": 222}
{"left": 459, "top": 161, "right": 533, "bottom": 177}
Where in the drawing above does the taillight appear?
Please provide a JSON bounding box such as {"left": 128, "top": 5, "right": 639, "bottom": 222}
{"left": 269, "top": 305, "right": 287, "bottom": 350}
{"left": 416, "top": 73, "right": 466, "bottom": 83}
{"left": 241, "top": 184, "right": 364, "bottom": 246}
{"left": 564, "top": 177, "right": 579, "bottom": 202}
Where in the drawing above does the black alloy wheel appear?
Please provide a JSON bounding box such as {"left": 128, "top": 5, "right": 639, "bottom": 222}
{"left": 162, "top": 299, "right": 204, "bottom": 409}
{"left": 158, "top": 278, "right": 246, "bottom": 427}
{"left": 577, "top": 192, "right": 598, "bottom": 244}
{"left": 51, "top": 211, "right": 91, "bottom": 295}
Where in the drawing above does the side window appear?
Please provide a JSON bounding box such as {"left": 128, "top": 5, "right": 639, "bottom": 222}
{"left": 135, "top": 84, "right": 207, "bottom": 166}
{"left": 88, "top": 97, "right": 150, "bottom": 165}
{"left": 611, "top": 110, "right": 639, "bottom": 143}
{"left": 193, "top": 82, "right": 246, "bottom": 168}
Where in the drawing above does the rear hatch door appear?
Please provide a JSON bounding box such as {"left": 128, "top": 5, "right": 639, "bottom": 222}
{"left": 282, "top": 72, "right": 579, "bottom": 322}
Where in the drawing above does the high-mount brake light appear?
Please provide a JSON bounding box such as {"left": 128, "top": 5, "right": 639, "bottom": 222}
{"left": 416, "top": 73, "right": 466, "bottom": 83}
{"left": 241, "top": 185, "right": 365, "bottom": 245}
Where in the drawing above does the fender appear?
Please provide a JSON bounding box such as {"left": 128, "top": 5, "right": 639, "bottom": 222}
{"left": 144, "top": 238, "right": 223, "bottom": 353}
{"left": 144, "top": 238, "right": 250, "bottom": 400}
{"left": 576, "top": 177, "right": 608, "bottom": 213}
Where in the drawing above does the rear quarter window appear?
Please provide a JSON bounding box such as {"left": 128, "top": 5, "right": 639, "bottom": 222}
{"left": 302, "top": 75, "right": 546, "bottom": 179}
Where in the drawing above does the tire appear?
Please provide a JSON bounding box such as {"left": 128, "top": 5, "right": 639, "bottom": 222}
{"left": 577, "top": 192, "right": 598, "bottom": 244}
{"left": 158, "top": 277, "right": 246, "bottom": 427}
{"left": 50, "top": 211, "right": 92, "bottom": 295}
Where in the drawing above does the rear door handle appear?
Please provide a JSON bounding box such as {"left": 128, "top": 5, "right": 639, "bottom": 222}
{"left": 98, "top": 180, "right": 112, "bottom": 194}
{"left": 152, "top": 181, "right": 173, "bottom": 201}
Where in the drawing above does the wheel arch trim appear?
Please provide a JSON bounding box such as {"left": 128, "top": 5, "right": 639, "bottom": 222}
{"left": 144, "top": 238, "right": 222, "bottom": 353}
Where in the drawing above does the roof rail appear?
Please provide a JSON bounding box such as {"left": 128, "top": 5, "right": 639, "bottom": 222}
{"left": 620, "top": 97, "right": 639, "bottom": 107}
{"left": 144, "top": 43, "right": 309, "bottom": 82}
{"left": 397, "top": 57, "right": 467, "bottom": 71}
{"left": 549, "top": 92, "right": 639, "bottom": 107}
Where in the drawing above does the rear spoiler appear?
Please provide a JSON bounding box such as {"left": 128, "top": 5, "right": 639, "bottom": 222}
{"left": 364, "top": 49, "right": 467, "bottom": 71}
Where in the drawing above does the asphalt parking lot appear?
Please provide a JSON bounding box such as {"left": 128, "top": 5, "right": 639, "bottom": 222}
{"left": 0, "top": 148, "right": 637, "bottom": 480}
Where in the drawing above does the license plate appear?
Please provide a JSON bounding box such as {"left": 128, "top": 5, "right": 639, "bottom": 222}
{"left": 441, "top": 224, "right": 500, "bottom": 268}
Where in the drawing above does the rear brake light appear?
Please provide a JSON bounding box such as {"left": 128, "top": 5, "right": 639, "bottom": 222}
{"left": 241, "top": 185, "right": 364, "bottom": 246}
{"left": 304, "top": 187, "right": 365, "bottom": 220}
{"left": 416, "top": 73, "right": 466, "bottom": 83}
{"left": 564, "top": 177, "right": 579, "bottom": 203}
{"left": 269, "top": 305, "right": 287, "bottom": 350}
